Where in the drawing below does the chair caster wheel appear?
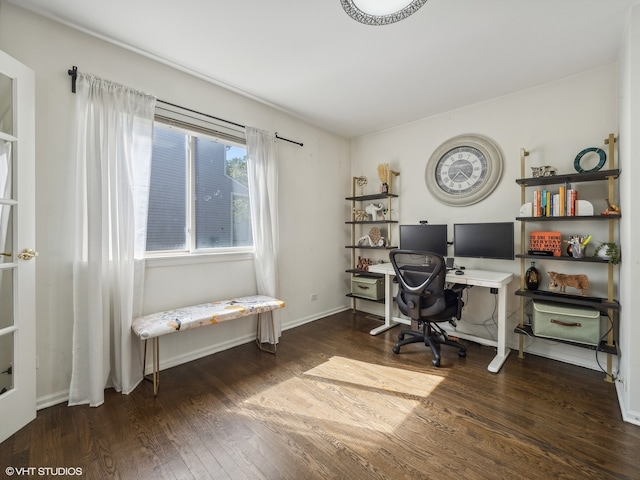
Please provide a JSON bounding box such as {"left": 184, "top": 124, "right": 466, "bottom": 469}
{"left": 398, "top": 333, "right": 405, "bottom": 341}
{"left": 459, "top": 351, "right": 466, "bottom": 358}
{"left": 432, "top": 359, "right": 440, "bottom": 367}
{"left": 392, "top": 346, "right": 400, "bottom": 354}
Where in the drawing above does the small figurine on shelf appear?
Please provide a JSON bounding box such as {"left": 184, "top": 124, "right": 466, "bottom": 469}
{"left": 356, "top": 256, "right": 373, "bottom": 271}
{"left": 353, "top": 208, "right": 368, "bottom": 222}
{"left": 548, "top": 271, "right": 589, "bottom": 295}
{"left": 357, "top": 227, "right": 385, "bottom": 247}
{"left": 365, "top": 203, "right": 384, "bottom": 221}
{"left": 355, "top": 176, "right": 368, "bottom": 196}
{"left": 601, "top": 198, "right": 621, "bottom": 216}
{"left": 530, "top": 166, "right": 558, "bottom": 177}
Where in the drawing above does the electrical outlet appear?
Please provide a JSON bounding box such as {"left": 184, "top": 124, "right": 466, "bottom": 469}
{"left": 310, "top": 293, "right": 318, "bottom": 301}
{"left": 619, "top": 377, "right": 627, "bottom": 391}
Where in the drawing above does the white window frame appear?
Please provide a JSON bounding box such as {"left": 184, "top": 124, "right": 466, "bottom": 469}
{"left": 145, "top": 107, "right": 254, "bottom": 266}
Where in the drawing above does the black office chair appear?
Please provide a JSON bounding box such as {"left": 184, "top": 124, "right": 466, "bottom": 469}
{"left": 390, "top": 249, "right": 466, "bottom": 367}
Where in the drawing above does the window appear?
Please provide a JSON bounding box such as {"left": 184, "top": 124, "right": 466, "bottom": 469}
{"left": 146, "top": 120, "right": 252, "bottom": 253}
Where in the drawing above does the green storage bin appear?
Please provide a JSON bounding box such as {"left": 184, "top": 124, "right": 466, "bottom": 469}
{"left": 351, "top": 276, "right": 384, "bottom": 300}
{"left": 532, "top": 301, "right": 600, "bottom": 346}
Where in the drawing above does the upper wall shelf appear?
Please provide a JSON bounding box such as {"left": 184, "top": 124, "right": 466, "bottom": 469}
{"left": 345, "top": 193, "right": 398, "bottom": 201}
{"left": 516, "top": 215, "right": 621, "bottom": 222}
{"left": 346, "top": 220, "right": 399, "bottom": 225}
{"left": 515, "top": 169, "right": 620, "bottom": 187}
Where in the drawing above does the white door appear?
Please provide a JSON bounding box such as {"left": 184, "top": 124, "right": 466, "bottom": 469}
{"left": 0, "top": 50, "right": 36, "bottom": 443}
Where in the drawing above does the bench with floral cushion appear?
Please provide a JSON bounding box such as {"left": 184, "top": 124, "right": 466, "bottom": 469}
{"left": 132, "top": 295, "right": 284, "bottom": 395}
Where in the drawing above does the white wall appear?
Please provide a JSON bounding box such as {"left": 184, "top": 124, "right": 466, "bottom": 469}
{"left": 616, "top": 5, "right": 640, "bottom": 424}
{"left": 350, "top": 65, "right": 622, "bottom": 373}
{"left": 0, "top": 3, "right": 351, "bottom": 407}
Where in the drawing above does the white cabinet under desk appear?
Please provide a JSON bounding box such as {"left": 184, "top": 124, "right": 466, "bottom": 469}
{"left": 367, "top": 262, "right": 514, "bottom": 373}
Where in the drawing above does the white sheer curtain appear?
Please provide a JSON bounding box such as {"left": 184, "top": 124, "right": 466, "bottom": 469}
{"left": 69, "top": 73, "right": 156, "bottom": 407}
{"left": 246, "top": 127, "right": 282, "bottom": 344}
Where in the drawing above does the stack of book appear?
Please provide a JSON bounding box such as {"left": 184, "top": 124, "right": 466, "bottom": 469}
{"left": 532, "top": 183, "right": 578, "bottom": 217}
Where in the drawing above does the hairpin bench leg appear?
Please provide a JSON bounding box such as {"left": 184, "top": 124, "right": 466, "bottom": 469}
{"left": 152, "top": 337, "right": 159, "bottom": 396}
{"left": 142, "top": 338, "right": 160, "bottom": 396}
{"left": 256, "top": 311, "right": 277, "bottom": 354}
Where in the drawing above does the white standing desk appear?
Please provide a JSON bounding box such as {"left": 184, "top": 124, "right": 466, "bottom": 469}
{"left": 366, "top": 262, "right": 514, "bottom": 373}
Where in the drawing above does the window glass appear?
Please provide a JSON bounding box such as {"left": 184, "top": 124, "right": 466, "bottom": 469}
{"left": 146, "top": 126, "right": 187, "bottom": 252}
{"left": 146, "top": 122, "right": 251, "bottom": 254}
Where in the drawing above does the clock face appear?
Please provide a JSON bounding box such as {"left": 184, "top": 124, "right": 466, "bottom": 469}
{"left": 426, "top": 134, "right": 503, "bottom": 206}
{"left": 435, "top": 146, "right": 488, "bottom": 195}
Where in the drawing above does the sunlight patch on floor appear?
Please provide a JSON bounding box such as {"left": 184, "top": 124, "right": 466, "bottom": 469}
{"left": 304, "top": 356, "right": 445, "bottom": 397}
{"left": 242, "top": 356, "right": 444, "bottom": 433}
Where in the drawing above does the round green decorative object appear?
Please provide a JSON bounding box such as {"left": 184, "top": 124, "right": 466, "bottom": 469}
{"left": 574, "top": 147, "right": 606, "bottom": 173}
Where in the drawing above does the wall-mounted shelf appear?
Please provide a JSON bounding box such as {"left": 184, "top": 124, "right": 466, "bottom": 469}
{"left": 346, "top": 293, "right": 386, "bottom": 304}
{"left": 515, "top": 133, "right": 619, "bottom": 382}
{"left": 346, "top": 173, "right": 399, "bottom": 309}
{"left": 346, "top": 220, "right": 399, "bottom": 225}
{"left": 515, "top": 169, "right": 620, "bottom": 187}
{"left": 515, "top": 325, "right": 617, "bottom": 355}
{"left": 346, "top": 269, "right": 384, "bottom": 277}
{"left": 345, "top": 245, "right": 397, "bottom": 250}
{"left": 345, "top": 193, "right": 398, "bottom": 201}
{"left": 515, "top": 254, "right": 610, "bottom": 263}
{"left": 516, "top": 215, "right": 620, "bottom": 222}
{"left": 515, "top": 289, "right": 620, "bottom": 312}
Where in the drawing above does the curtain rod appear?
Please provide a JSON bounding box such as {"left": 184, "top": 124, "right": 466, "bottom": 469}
{"left": 67, "top": 66, "right": 303, "bottom": 147}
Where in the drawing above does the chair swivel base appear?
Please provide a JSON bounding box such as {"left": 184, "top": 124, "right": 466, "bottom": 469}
{"left": 392, "top": 327, "right": 466, "bottom": 367}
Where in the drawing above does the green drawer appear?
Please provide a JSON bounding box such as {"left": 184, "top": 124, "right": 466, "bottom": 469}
{"left": 351, "top": 276, "right": 384, "bottom": 300}
{"left": 532, "top": 301, "right": 600, "bottom": 346}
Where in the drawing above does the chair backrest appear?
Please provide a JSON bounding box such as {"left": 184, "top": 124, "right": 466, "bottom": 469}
{"left": 390, "top": 250, "right": 447, "bottom": 321}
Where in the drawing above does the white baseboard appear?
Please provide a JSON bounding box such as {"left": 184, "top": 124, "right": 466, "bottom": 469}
{"left": 37, "top": 389, "right": 70, "bottom": 411}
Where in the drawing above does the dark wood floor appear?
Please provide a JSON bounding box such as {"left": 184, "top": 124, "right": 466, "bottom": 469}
{"left": 2, "top": 310, "right": 639, "bottom": 479}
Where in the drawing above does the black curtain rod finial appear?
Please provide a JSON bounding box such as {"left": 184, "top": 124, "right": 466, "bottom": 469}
{"left": 68, "top": 65, "right": 78, "bottom": 93}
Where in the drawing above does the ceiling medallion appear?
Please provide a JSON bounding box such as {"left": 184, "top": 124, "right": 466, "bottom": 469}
{"left": 340, "top": 0, "right": 428, "bottom": 26}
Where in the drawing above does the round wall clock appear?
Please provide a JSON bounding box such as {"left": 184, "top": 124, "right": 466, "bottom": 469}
{"left": 425, "top": 134, "right": 504, "bottom": 206}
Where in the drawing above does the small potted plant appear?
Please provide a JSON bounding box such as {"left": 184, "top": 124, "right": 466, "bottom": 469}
{"left": 592, "top": 242, "right": 621, "bottom": 264}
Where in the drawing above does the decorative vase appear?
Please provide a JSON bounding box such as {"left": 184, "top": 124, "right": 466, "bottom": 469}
{"left": 525, "top": 261, "right": 539, "bottom": 290}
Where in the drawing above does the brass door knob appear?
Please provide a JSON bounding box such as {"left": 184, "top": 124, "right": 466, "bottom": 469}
{"left": 17, "top": 248, "right": 38, "bottom": 260}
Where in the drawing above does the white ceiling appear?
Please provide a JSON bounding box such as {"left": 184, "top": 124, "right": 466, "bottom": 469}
{"left": 10, "top": 0, "right": 640, "bottom": 138}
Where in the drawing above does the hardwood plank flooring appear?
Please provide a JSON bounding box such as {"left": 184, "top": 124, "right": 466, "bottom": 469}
{"left": 2, "top": 310, "right": 640, "bottom": 479}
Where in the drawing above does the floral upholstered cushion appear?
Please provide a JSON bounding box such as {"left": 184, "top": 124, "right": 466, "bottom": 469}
{"left": 131, "top": 295, "right": 285, "bottom": 340}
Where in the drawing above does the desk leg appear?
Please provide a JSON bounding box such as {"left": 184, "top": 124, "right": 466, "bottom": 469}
{"left": 487, "top": 286, "right": 511, "bottom": 373}
{"left": 370, "top": 272, "right": 402, "bottom": 335}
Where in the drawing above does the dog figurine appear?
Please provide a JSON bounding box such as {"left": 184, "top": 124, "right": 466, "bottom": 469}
{"left": 548, "top": 271, "right": 589, "bottom": 295}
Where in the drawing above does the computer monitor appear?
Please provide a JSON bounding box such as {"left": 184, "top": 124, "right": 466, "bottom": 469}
{"left": 399, "top": 224, "right": 448, "bottom": 256}
{"left": 453, "top": 222, "right": 514, "bottom": 260}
